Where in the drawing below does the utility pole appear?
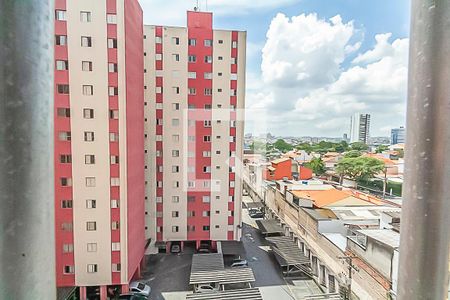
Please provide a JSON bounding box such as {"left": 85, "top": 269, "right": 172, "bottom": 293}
{"left": 337, "top": 255, "right": 359, "bottom": 300}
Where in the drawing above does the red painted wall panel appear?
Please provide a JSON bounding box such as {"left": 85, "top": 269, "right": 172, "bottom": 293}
{"left": 124, "top": 0, "right": 145, "bottom": 282}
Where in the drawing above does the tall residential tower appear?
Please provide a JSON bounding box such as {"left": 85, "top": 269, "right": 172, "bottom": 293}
{"left": 143, "top": 11, "right": 246, "bottom": 251}
{"left": 350, "top": 113, "right": 371, "bottom": 144}
{"left": 54, "top": 0, "right": 145, "bottom": 297}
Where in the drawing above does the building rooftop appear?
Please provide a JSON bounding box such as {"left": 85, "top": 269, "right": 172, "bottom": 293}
{"left": 302, "top": 208, "right": 338, "bottom": 220}
{"left": 293, "top": 189, "right": 374, "bottom": 208}
{"left": 357, "top": 229, "right": 400, "bottom": 248}
{"left": 271, "top": 157, "right": 291, "bottom": 164}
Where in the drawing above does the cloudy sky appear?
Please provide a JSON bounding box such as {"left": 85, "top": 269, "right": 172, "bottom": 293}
{"left": 138, "top": 0, "right": 411, "bottom": 137}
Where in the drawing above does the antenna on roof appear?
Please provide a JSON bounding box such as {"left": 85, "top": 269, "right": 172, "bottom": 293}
{"left": 194, "top": 0, "right": 199, "bottom": 11}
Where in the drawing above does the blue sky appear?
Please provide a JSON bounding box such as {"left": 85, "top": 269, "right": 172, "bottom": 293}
{"left": 139, "top": 0, "right": 411, "bottom": 137}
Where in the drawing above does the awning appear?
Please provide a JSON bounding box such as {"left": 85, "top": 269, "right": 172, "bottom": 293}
{"left": 191, "top": 253, "right": 224, "bottom": 273}
{"left": 255, "top": 219, "right": 284, "bottom": 235}
{"left": 266, "top": 236, "right": 310, "bottom": 266}
{"left": 219, "top": 241, "right": 245, "bottom": 256}
{"left": 246, "top": 202, "right": 265, "bottom": 210}
{"left": 186, "top": 288, "right": 263, "bottom": 300}
{"left": 189, "top": 268, "right": 256, "bottom": 285}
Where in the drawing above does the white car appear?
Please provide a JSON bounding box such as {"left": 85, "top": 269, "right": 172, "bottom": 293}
{"left": 231, "top": 259, "right": 248, "bottom": 267}
{"left": 129, "top": 282, "right": 151, "bottom": 297}
{"left": 194, "top": 284, "right": 219, "bottom": 293}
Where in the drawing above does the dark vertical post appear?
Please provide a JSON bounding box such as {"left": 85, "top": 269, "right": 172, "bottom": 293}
{"left": 398, "top": 0, "right": 450, "bottom": 299}
{"left": 0, "top": 0, "right": 55, "bottom": 299}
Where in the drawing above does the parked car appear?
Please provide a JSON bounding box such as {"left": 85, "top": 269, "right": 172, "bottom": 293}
{"left": 129, "top": 282, "right": 151, "bottom": 297}
{"left": 249, "top": 209, "right": 264, "bottom": 218}
{"left": 231, "top": 259, "right": 248, "bottom": 268}
{"left": 197, "top": 247, "right": 210, "bottom": 253}
{"left": 171, "top": 243, "right": 181, "bottom": 254}
{"left": 194, "top": 284, "right": 219, "bottom": 293}
{"left": 119, "top": 293, "right": 148, "bottom": 300}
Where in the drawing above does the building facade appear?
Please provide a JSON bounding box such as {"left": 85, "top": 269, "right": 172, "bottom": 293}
{"left": 54, "top": 0, "right": 145, "bottom": 297}
{"left": 143, "top": 11, "right": 246, "bottom": 250}
{"left": 390, "top": 126, "right": 405, "bottom": 145}
{"left": 350, "top": 113, "right": 371, "bottom": 144}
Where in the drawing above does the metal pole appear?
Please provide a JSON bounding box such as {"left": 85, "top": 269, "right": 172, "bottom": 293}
{"left": 0, "top": 0, "right": 55, "bottom": 299}
{"left": 398, "top": 0, "right": 450, "bottom": 299}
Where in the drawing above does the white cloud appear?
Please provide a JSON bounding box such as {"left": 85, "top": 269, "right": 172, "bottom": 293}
{"left": 138, "top": 0, "right": 298, "bottom": 26}
{"left": 247, "top": 12, "right": 409, "bottom": 137}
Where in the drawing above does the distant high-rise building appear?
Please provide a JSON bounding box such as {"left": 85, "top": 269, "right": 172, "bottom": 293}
{"left": 349, "top": 113, "right": 371, "bottom": 144}
{"left": 343, "top": 133, "right": 348, "bottom": 142}
{"left": 391, "top": 126, "right": 406, "bottom": 145}
{"left": 143, "top": 11, "right": 246, "bottom": 251}
{"left": 54, "top": 0, "right": 145, "bottom": 297}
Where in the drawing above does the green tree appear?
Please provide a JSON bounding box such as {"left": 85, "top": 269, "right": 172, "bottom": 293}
{"left": 335, "top": 156, "right": 385, "bottom": 187}
{"left": 375, "top": 145, "right": 389, "bottom": 153}
{"left": 306, "top": 157, "right": 326, "bottom": 175}
{"left": 273, "top": 139, "right": 294, "bottom": 152}
{"left": 350, "top": 142, "right": 369, "bottom": 151}
{"left": 344, "top": 150, "right": 362, "bottom": 158}
{"left": 296, "top": 143, "right": 313, "bottom": 154}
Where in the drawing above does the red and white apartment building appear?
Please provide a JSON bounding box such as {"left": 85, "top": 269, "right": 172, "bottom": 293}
{"left": 54, "top": 0, "right": 145, "bottom": 298}
{"left": 143, "top": 11, "right": 246, "bottom": 251}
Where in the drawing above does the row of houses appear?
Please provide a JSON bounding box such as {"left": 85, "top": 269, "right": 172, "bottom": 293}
{"left": 243, "top": 160, "right": 402, "bottom": 299}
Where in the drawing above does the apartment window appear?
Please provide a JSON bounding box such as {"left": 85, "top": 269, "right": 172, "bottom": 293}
{"left": 204, "top": 120, "right": 211, "bottom": 127}
{"left": 204, "top": 181, "right": 211, "bottom": 188}
{"left": 173, "top": 181, "right": 180, "bottom": 188}
{"left": 216, "top": 165, "right": 221, "bottom": 170}
{"left": 188, "top": 72, "right": 197, "bottom": 79}
{"left": 172, "top": 54, "right": 180, "bottom": 61}
{"left": 187, "top": 225, "right": 196, "bottom": 232}
{"left": 187, "top": 211, "right": 195, "bottom": 217}
{"left": 173, "top": 87, "right": 180, "bottom": 94}
{"left": 231, "top": 73, "right": 238, "bottom": 80}
{"left": 172, "top": 226, "right": 179, "bottom": 233}
{"left": 172, "top": 196, "right": 180, "bottom": 203}
{"left": 156, "top": 197, "right": 163, "bottom": 203}
{"left": 86, "top": 221, "right": 97, "bottom": 231}
{"left": 156, "top": 103, "right": 163, "bottom": 109}
{"left": 110, "top": 109, "right": 119, "bottom": 119}
{"left": 204, "top": 72, "right": 213, "bottom": 79}
{"left": 55, "top": 10, "right": 66, "bottom": 21}
{"left": 231, "top": 89, "right": 237, "bottom": 96}
{"left": 205, "top": 104, "right": 211, "bottom": 109}
{"left": 80, "top": 61, "right": 93, "bottom": 72}
{"left": 203, "top": 151, "right": 211, "bottom": 157}
{"left": 188, "top": 38, "right": 196, "bottom": 46}
{"left": 188, "top": 196, "right": 195, "bottom": 202}
{"left": 111, "top": 177, "right": 120, "bottom": 186}
{"left": 61, "top": 223, "right": 73, "bottom": 231}
{"left": 64, "top": 265, "right": 74, "bottom": 274}
{"left": 172, "top": 118, "right": 180, "bottom": 126}
{"left": 156, "top": 135, "right": 163, "bottom": 141}
{"left": 57, "top": 84, "right": 69, "bottom": 94}
{"left": 172, "top": 211, "right": 179, "bottom": 218}
{"left": 172, "top": 135, "right": 180, "bottom": 143}
{"left": 85, "top": 155, "right": 95, "bottom": 165}
{"left": 86, "top": 199, "right": 96, "bottom": 209}
{"left": 107, "top": 14, "right": 117, "bottom": 24}
{"left": 58, "top": 131, "right": 71, "bottom": 141}
{"left": 203, "top": 166, "right": 211, "bottom": 173}
{"left": 108, "top": 63, "right": 118, "bottom": 73}
{"left": 82, "top": 85, "right": 93, "bottom": 96}
{"left": 188, "top": 181, "right": 195, "bottom": 188}
{"left": 81, "top": 36, "right": 92, "bottom": 47}
{"left": 57, "top": 108, "right": 70, "bottom": 117}
{"left": 232, "top": 41, "right": 238, "bottom": 48}
{"left": 230, "top": 120, "right": 236, "bottom": 128}
{"left": 203, "top": 136, "right": 211, "bottom": 142}
{"left": 172, "top": 37, "right": 180, "bottom": 45}
{"left": 188, "top": 165, "right": 195, "bottom": 173}
{"left": 172, "top": 165, "right": 180, "bottom": 173}
{"left": 59, "top": 154, "right": 71, "bottom": 164}
{"left": 204, "top": 88, "right": 212, "bottom": 96}
{"left": 111, "top": 221, "right": 120, "bottom": 230}
{"left": 63, "top": 243, "right": 74, "bottom": 253}
{"left": 188, "top": 55, "right": 197, "bottom": 63}
{"left": 87, "top": 264, "right": 98, "bottom": 273}
{"left": 56, "top": 60, "right": 68, "bottom": 71}
{"left": 87, "top": 243, "right": 97, "bottom": 252}
{"left": 80, "top": 11, "right": 91, "bottom": 22}
{"left": 156, "top": 86, "right": 162, "bottom": 94}
{"left": 203, "top": 226, "right": 210, "bottom": 231}
{"left": 112, "top": 242, "right": 121, "bottom": 251}
{"left": 155, "top": 36, "right": 162, "bottom": 44}
{"left": 109, "top": 132, "right": 119, "bottom": 142}
{"left": 85, "top": 177, "right": 96, "bottom": 187}
{"left": 61, "top": 200, "right": 73, "bottom": 209}
{"left": 109, "top": 86, "right": 118, "bottom": 96}
{"left": 84, "top": 131, "right": 94, "bottom": 142}
{"left": 328, "top": 275, "right": 336, "bottom": 293}
{"left": 83, "top": 108, "right": 94, "bottom": 119}
{"left": 172, "top": 103, "right": 180, "bottom": 110}
{"left": 155, "top": 53, "right": 162, "bottom": 61}
{"left": 111, "top": 199, "right": 119, "bottom": 208}
{"left": 172, "top": 150, "right": 180, "bottom": 157}
{"left": 230, "top": 181, "right": 235, "bottom": 188}
{"left": 231, "top": 57, "right": 237, "bottom": 64}
{"left": 204, "top": 39, "right": 213, "bottom": 47}
{"left": 202, "top": 196, "right": 210, "bottom": 203}
{"left": 55, "top": 35, "right": 67, "bottom": 45}
{"left": 204, "top": 56, "right": 213, "bottom": 63}
{"left": 216, "top": 196, "right": 220, "bottom": 200}
{"left": 218, "top": 56, "right": 223, "bottom": 60}
{"left": 60, "top": 177, "right": 72, "bottom": 187}
{"left": 107, "top": 38, "right": 117, "bottom": 49}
